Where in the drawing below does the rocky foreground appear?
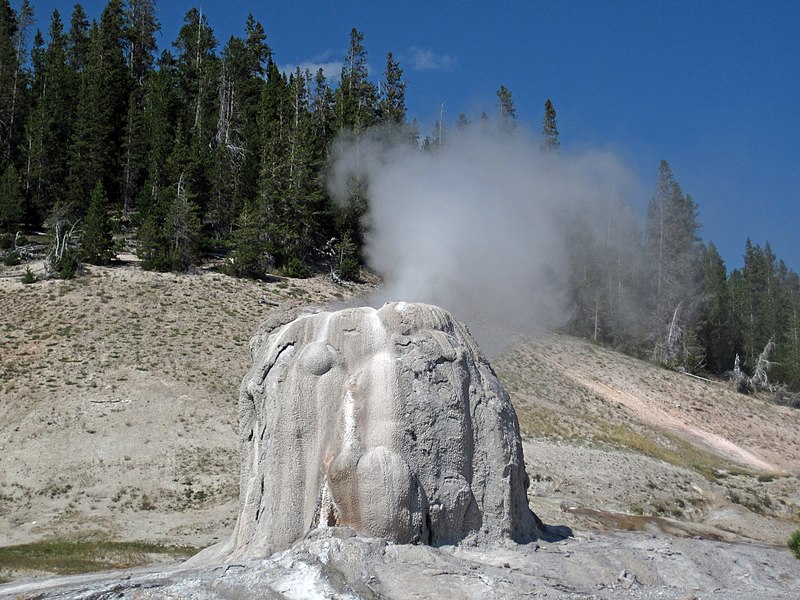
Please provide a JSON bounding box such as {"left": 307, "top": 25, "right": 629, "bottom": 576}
{"left": 1, "top": 526, "right": 797, "bottom": 599}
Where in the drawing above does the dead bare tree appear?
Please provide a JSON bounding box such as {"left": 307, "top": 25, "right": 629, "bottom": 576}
{"left": 323, "top": 237, "right": 359, "bottom": 285}
{"left": 323, "top": 237, "right": 345, "bottom": 284}
{"left": 750, "top": 336, "right": 777, "bottom": 392}
{"left": 44, "top": 219, "right": 79, "bottom": 279}
{"left": 730, "top": 353, "right": 750, "bottom": 393}
{"left": 216, "top": 60, "right": 245, "bottom": 159}
{"left": 11, "top": 231, "right": 29, "bottom": 261}
{"left": 655, "top": 302, "right": 683, "bottom": 366}
{"left": 729, "top": 337, "right": 780, "bottom": 395}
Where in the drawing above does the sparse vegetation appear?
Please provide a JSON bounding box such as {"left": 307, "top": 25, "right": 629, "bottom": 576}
{"left": 20, "top": 266, "right": 35, "bottom": 284}
{"left": 789, "top": 530, "right": 800, "bottom": 560}
{"left": 2, "top": 250, "right": 19, "bottom": 266}
{"left": 0, "top": 540, "right": 197, "bottom": 578}
{"left": 594, "top": 422, "right": 735, "bottom": 481}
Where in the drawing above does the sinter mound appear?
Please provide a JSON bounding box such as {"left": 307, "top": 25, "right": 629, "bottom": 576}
{"left": 197, "top": 302, "right": 542, "bottom": 563}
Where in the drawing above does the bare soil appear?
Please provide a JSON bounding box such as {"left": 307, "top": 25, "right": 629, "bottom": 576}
{"left": 1, "top": 261, "right": 799, "bottom": 589}
{"left": 495, "top": 334, "right": 800, "bottom": 545}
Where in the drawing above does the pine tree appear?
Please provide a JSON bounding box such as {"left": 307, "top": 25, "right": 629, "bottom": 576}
{"left": 137, "top": 50, "right": 178, "bottom": 218}
{"left": 726, "top": 266, "right": 748, "bottom": 369}
{"left": 6, "top": 0, "right": 34, "bottom": 162}
{"left": 239, "top": 14, "right": 271, "bottom": 212}
{"left": 21, "top": 28, "right": 45, "bottom": 219}
{"left": 122, "top": 0, "right": 160, "bottom": 214}
{"left": 212, "top": 17, "right": 271, "bottom": 219}
{"left": 285, "top": 67, "right": 333, "bottom": 265}
{"left": 496, "top": 85, "right": 516, "bottom": 129}
{"left": 335, "top": 28, "right": 377, "bottom": 131}
{"left": 0, "top": 163, "right": 22, "bottom": 230}
{"left": 773, "top": 260, "right": 800, "bottom": 388}
{"left": 172, "top": 8, "right": 219, "bottom": 225}
{"left": 138, "top": 162, "right": 202, "bottom": 272}
{"left": 244, "top": 14, "right": 270, "bottom": 77}
{"left": 80, "top": 180, "right": 114, "bottom": 264}
{"left": 173, "top": 8, "right": 218, "bottom": 140}
{"left": 644, "top": 160, "right": 703, "bottom": 365}
{"left": 125, "top": 0, "right": 158, "bottom": 87}
{"left": 542, "top": 98, "right": 560, "bottom": 152}
{"left": 66, "top": 0, "right": 131, "bottom": 214}
{"left": 165, "top": 169, "right": 201, "bottom": 270}
{"left": 1, "top": 0, "right": 33, "bottom": 169}
{"left": 67, "top": 4, "right": 90, "bottom": 73}
{"left": 697, "top": 243, "right": 731, "bottom": 373}
{"left": 23, "top": 9, "right": 78, "bottom": 223}
{"left": 210, "top": 34, "right": 249, "bottom": 237}
{"left": 137, "top": 205, "right": 169, "bottom": 270}
{"left": 256, "top": 60, "right": 290, "bottom": 263}
{"left": 0, "top": 0, "right": 20, "bottom": 170}
{"left": 379, "top": 52, "right": 406, "bottom": 126}
{"left": 740, "top": 240, "right": 778, "bottom": 368}
{"left": 28, "top": 29, "right": 44, "bottom": 102}
{"left": 566, "top": 197, "right": 646, "bottom": 350}
{"left": 226, "top": 197, "right": 271, "bottom": 278}
{"left": 310, "top": 68, "right": 334, "bottom": 145}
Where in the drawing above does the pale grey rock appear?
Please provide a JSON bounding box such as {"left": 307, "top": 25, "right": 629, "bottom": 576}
{"left": 197, "top": 302, "right": 541, "bottom": 563}
{"left": 5, "top": 529, "right": 800, "bottom": 599}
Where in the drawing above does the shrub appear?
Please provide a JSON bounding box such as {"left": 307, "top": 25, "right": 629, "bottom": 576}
{"left": 329, "top": 233, "right": 361, "bottom": 282}
{"left": 790, "top": 530, "right": 800, "bottom": 560}
{"left": 772, "top": 386, "right": 800, "bottom": 409}
{"left": 223, "top": 244, "right": 273, "bottom": 279}
{"left": 3, "top": 251, "right": 20, "bottom": 266}
{"left": 54, "top": 248, "right": 79, "bottom": 279}
{"left": 21, "top": 267, "right": 35, "bottom": 284}
{"left": 338, "top": 256, "right": 361, "bottom": 282}
{"left": 280, "top": 257, "right": 310, "bottom": 279}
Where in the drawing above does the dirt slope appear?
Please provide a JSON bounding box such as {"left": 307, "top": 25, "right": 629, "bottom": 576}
{"left": 0, "top": 264, "right": 370, "bottom": 555}
{"left": 494, "top": 333, "right": 800, "bottom": 545}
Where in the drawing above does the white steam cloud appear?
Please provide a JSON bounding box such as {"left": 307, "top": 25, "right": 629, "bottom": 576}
{"left": 327, "top": 125, "right": 636, "bottom": 351}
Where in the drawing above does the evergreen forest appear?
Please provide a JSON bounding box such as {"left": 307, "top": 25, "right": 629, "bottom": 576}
{"left": 1, "top": 1, "right": 799, "bottom": 397}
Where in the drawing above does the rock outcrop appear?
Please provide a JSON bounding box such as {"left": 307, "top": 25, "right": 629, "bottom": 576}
{"left": 202, "top": 302, "right": 541, "bottom": 562}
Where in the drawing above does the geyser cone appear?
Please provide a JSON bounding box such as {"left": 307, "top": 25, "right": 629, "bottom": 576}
{"left": 201, "top": 302, "right": 541, "bottom": 562}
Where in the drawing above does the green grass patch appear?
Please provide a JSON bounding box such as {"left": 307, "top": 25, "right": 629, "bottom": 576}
{"left": 593, "top": 422, "right": 742, "bottom": 481}
{"left": 0, "top": 539, "right": 198, "bottom": 577}
{"left": 789, "top": 530, "right": 800, "bottom": 560}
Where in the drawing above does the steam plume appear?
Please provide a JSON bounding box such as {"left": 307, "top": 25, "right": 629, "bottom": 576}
{"left": 327, "top": 124, "right": 636, "bottom": 351}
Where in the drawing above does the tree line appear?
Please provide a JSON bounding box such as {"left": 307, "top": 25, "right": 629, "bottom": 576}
{"left": 1, "top": 1, "right": 799, "bottom": 395}
{"left": 0, "top": 0, "right": 407, "bottom": 278}
{"left": 565, "top": 159, "right": 800, "bottom": 395}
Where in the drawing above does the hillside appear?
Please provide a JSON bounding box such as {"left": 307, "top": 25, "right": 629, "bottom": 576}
{"left": 495, "top": 335, "right": 800, "bottom": 545}
{"left": 1, "top": 262, "right": 799, "bottom": 587}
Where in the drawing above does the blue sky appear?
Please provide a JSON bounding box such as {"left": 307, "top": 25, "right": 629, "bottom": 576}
{"left": 24, "top": 0, "right": 800, "bottom": 272}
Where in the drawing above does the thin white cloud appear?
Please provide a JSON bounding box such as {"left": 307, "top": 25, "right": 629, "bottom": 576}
{"left": 280, "top": 61, "right": 343, "bottom": 83}
{"left": 408, "top": 46, "right": 456, "bottom": 71}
